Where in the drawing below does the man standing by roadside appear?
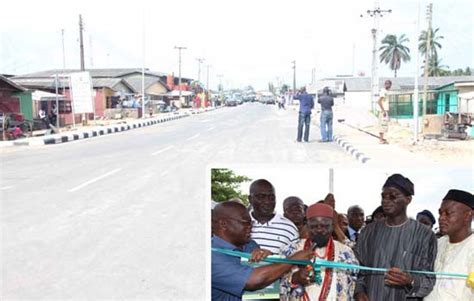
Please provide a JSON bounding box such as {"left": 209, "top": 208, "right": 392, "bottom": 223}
{"left": 377, "top": 79, "right": 392, "bottom": 144}
{"left": 425, "top": 189, "right": 473, "bottom": 300}
{"left": 212, "top": 201, "right": 313, "bottom": 301}
{"left": 345, "top": 205, "right": 365, "bottom": 242}
{"left": 293, "top": 87, "right": 314, "bottom": 142}
{"left": 249, "top": 179, "right": 300, "bottom": 256}
{"left": 354, "top": 173, "right": 437, "bottom": 301}
{"left": 318, "top": 87, "right": 334, "bottom": 142}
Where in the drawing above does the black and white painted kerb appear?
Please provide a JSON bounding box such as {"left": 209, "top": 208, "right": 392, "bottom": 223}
{"left": 2, "top": 108, "right": 217, "bottom": 147}
{"left": 334, "top": 135, "right": 370, "bottom": 164}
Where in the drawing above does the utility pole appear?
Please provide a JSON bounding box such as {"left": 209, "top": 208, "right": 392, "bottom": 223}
{"left": 422, "top": 3, "right": 433, "bottom": 127}
{"left": 413, "top": 0, "right": 421, "bottom": 143}
{"left": 61, "top": 29, "right": 66, "bottom": 69}
{"left": 196, "top": 57, "right": 205, "bottom": 82}
{"left": 174, "top": 46, "right": 187, "bottom": 107}
{"left": 142, "top": 10, "right": 146, "bottom": 119}
{"left": 361, "top": 2, "right": 392, "bottom": 112}
{"left": 79, "top": 14, "right": 85, "bottom": 71}
{"left": 206, "top": 65, "right": 211, "bottom": 107}
{"left": 217, "top": 74, "right": 223, "bottom": 92}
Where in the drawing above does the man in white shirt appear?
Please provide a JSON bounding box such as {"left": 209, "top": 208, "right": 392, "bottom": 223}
{"left": 377, "top": 80, "right": 392, "bottom": 144}
{"left": 425, "top": 189, "right": 473, "bottom": 301}
{"left": 248, "top": 179, "right": 299, "bottom": 256}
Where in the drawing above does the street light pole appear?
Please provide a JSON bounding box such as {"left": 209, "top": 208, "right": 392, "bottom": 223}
{"left": 361, "top": 1, "right": 392, "bottom": 112}
{"left": 174, "top": 46, "right": 187, "bottom": 107}
{"left": 292, "top": 60, "right": 296, "bottom": 94}
{"left": 196, "top": 57, "right": 205, "bottom": 82}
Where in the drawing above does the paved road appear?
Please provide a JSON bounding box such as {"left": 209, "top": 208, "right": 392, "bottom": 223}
{"left": 0, "top": 103, "right": 357, "bottom": 299}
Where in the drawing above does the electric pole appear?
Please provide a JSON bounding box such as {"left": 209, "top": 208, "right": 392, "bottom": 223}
{"left": 79, "top": 14, "right": 85, "bottom": 71}
{"left": 196, "top": 57, "right": 205, "bottom": 82}
{"left": 61, "top": 29, "right": 66, "bottom": 69}
{"left": 174, "top": 46, "right": 187, "bottom": 107}
{"left": 422, "top": 3, "right": 433, "bottom": 126}
{"left": 361, "top": 2, "right": 392, "bottom": 112}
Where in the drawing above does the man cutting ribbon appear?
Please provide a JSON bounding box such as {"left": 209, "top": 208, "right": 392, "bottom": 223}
{"left": 281, "top": 202, "right": 358, "bottom": 301}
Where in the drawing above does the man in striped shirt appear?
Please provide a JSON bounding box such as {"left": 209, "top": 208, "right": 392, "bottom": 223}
{"left": 248, "top": 179, "right": 300, "bottom": 256}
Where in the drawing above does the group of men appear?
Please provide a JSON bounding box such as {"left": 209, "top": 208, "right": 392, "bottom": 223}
{"left": 292, "top": 79, "right": 393, "bottom": 145}
{"left": 293, "top": 87, "right": 334, "bottom": 143}
{"left": 211, "top": 176, "right": 473, "bottom": 300}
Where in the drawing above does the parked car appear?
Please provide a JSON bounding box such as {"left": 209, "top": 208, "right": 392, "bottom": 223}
{"left": 225, "top": 98, "right": 238, "bottom": 106}
{"left": 261, "top": 95, "right": 275, "bottom": 105}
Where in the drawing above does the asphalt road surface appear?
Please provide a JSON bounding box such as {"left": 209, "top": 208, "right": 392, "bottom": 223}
{"left": 0, "top": 103, "right": 358, "bottom": 300}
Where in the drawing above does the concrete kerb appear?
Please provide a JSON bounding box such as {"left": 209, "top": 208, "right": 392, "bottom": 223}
{"left": 0, "top": 110, "right": 199, "bottom": 147}
{"left": 333, "top": 135, "right": 371, "bottom": 164}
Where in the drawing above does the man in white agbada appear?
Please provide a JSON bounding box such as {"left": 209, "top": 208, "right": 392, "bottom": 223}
{"left": 425, "top": 189, "right": 474, "bottom": 301}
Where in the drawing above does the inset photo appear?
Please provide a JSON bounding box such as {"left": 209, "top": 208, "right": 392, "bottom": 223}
{"left": 209, "top": 166, "right": 473, "bottom": 301}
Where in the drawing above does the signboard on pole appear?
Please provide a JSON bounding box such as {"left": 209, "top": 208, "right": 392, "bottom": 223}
{"left": 70, "top": 72, "right": 94, "bottom": 113}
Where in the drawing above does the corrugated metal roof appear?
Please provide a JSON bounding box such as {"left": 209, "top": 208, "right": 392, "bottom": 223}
{"left": 0, "top": 75, "right": 26, "bottom": 91}
{"left": 331, "top": 76, "right": 474, "bottom": 92}
{"left": 14, "top": 68, "right": 169, "bottom": 79}
{"left": 124, "top": 76, "right": 168, "bottom": 92}
{"left": 11, "top": 77, "right": 136, "bottom": 91}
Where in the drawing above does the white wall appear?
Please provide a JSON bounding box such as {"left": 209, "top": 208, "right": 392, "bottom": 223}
{"left": 344, "top": 91, "right": 372, "bottom": 110}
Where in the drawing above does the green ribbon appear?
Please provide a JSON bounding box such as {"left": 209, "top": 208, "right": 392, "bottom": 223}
{"left": 212, "top": 248, "right": 468, "bottom": 279}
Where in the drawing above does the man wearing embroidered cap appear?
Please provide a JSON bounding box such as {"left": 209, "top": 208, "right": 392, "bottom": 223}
{"left": 281, "top": 203, "right": 358, "bottom": 300}
{"left": 354, "top": 173, "right": 437, "bottom": 301}
{"left": 425, "top": 189, "right": 474, "bottom": 300}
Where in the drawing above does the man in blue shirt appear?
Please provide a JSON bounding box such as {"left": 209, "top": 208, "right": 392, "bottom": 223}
{"left": 293, "top": 87, "right": 314, "bottom": 142}
{"left": 212, "top": 201, "right": 312, "bottom": 301}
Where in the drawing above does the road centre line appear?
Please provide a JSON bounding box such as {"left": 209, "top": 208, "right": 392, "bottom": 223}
{"left": 151, "top": 145, "right": 174, "bottom": 156}
{"left": 68, "top": 168, "right": 122, "bottom": 192}
{"left": 0, "top": 186, "right": 13, "bottom": 191}
{"left": 186, "top": 133, "right": 200, "bottom": 141}
{"left": 206, "top": 126, "right": 215, "bottom": 131}
{"left": 160, "top": 171, "right": 169, "bottom": 177}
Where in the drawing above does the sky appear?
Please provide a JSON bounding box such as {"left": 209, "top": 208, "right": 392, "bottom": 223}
{"left": 224, "top": 165, "right": 473, "bottom": 230}
{"left": 1, "top": 0, "right": 473, "bottom": 90}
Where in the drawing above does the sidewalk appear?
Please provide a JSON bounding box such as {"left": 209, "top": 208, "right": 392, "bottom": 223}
{"left": 0, "top": 107, "right": 218, "bottom": 148}
{"left": 283, "top": 103, "right": 471, "bottom": 167}
{"left": 330, "top": 105, "right": 473, "bottom": 168}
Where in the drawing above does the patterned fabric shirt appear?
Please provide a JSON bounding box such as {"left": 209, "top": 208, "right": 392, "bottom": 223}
{"left": 281, "top": 238, "right": 359, "bottom": 301}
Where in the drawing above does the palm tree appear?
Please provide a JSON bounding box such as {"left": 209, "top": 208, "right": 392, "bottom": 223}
{"left": 425, "top": 56, "right": 450, "bottom": 76}
{"left": 379, "top": 34, "right": 411, "bottom": 77}
{"left": 419, "top": 28, "right": 444, "bottom": 61}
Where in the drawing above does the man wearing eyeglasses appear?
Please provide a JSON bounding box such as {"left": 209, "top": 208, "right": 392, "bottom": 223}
{"left": 354, "top": 174, "right": 437, "bottom": 301}
{"left": 248, "top": 179, "right": 300, "bottom": 256}
{"left": 212, "top": 201, "right": 313, "bottom": 301}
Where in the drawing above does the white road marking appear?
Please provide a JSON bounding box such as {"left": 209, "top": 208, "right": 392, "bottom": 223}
{"left": 186, "top": 133, "right": 200, "bottom": 141}
{"left": 160, "top": 171, "right": 169, "bottom": 177}
{"left": 199, "top": 119, "right": 210, "bottom": 123}
{"left": 68, "top": 168, "right": 122, "bottom": 192}
{"left": 0, "top": 186, "right": 13, "bottom": 191}
{"left": 206, "top": 126, "right": 215, "bottom": 132}
{"left": 151, "top": 145, "right": 174, "bottom": 156}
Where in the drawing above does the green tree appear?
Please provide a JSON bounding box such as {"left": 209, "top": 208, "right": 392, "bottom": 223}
{"left": 419, "top": 28, "right": 444, "bottom": 62}
{"left": 465, "top": 67, "right": 472, "bottom": 75}
{"left": 425, "top": 56, "right": 450, "bottom": 76}
{"left": 379, "top": 34, "right": 411, "bottom": 77}
{"left": 211, "top": 168, "right": 251, "bottom": 205}
{"left": 280, "top": 84, "right": 289, "bottom": 94}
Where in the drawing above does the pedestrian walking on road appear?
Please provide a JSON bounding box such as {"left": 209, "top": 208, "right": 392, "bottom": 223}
{"left": 318, "top": 87, "right": 334, "bottom": 142}
{"left": 293, "top": 87, "right": 314, "bottom": 142}
{"left": 377, "top": 80, "right": 392, "bottom": 144}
